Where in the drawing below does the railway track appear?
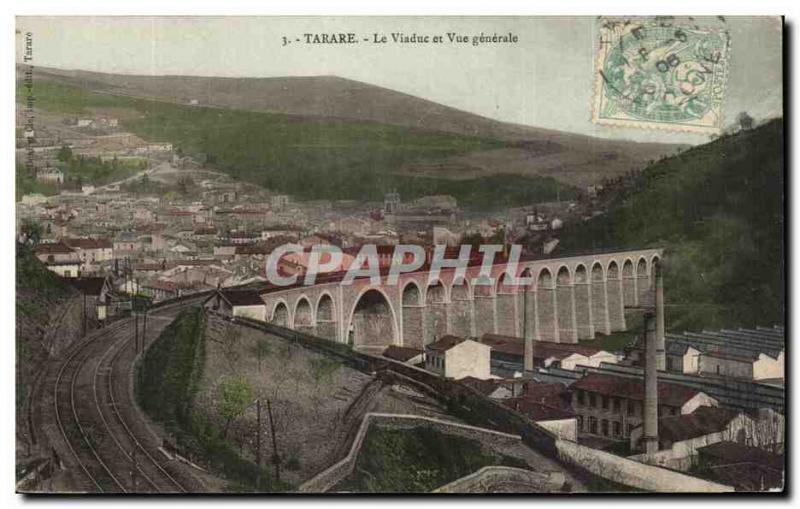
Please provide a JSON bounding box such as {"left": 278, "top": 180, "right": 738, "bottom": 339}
{"left": 50, "top": 298, "right": 204, "bottom": 493}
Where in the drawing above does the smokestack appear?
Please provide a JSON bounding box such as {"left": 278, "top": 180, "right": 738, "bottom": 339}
{"left": 643, "top": 310, "right": 659, "bottom": 457}
{"left": 654, "top": 260, "right": 666, "bottom": 371}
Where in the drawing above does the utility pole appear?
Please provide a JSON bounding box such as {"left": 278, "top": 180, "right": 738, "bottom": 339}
{"left": 142, "top": 301, "right": 148, "bottom": 350}
{"left": 133, "top": 286, "right": 139, "bottom": 355}
{"left": 82, "top": 290, "right": 87, "bottom": 336}
{"left": 267, "top": 399, "right": 280, "bottom": 483}
{"left": 643, "top": 310, "right": 659, "bottom": 459}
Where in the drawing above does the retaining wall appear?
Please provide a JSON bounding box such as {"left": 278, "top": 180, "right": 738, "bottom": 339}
{"left": 433, "top": 466, "right": 566, "bottom": 493}
{"left": 555, "top": 440, "right": 733, "bottom": 493}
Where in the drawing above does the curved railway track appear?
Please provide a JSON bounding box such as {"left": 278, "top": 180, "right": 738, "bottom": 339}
{"left": 50, "top": 298, "right": 204, "bottom": 493}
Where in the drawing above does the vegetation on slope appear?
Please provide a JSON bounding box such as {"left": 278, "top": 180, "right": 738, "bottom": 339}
{"left": 19, "top": 79, "right": 577, "bottom": 207}
{"left": 137, "top": 308, "right": 285, "bottom": 491}
{"left": 16, "top": 163, "right": 59, "bottom": 200}
{"left": 559, "top": 119, "right": 784, "bottom": 332}
{"left": 16, "top": 245, "right": 75, "bottom": 447}
{"left": 336, "top": 425, "right": 527, "bottom": 493}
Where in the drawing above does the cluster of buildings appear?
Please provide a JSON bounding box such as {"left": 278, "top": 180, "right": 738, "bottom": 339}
{"left": 22, "top": 176, "right": 578, "bottom": 308}
{"left": 374, "top": 324, "right": 785, "bottom": 490}
{"left": 628, "top": 327, "right": 784, "bottom": 382}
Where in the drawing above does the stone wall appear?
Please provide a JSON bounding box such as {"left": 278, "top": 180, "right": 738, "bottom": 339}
{"left": 353, "top": 312, "right": 394, "bottom": 347}
{"left": 473, "top": 297, "right": 496, "bottom": 338}
{"left": 555, "top": 440, "right": 733, "bottom": 493}
{"left": 432, "top": 466, "right": 566, "bottom": 493}
{"left": 402, "top": 306, "right": 424, "bottom": 349}
{"left": 495, "top": 293, "right": 517, "bottom": 337}
{"left": 449, "top": 299, "right": 473, "bottom": 338}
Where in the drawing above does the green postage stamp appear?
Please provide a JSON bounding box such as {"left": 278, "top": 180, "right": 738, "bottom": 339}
{"left": 592, "top": 17, "right": 731, "bottom": 132}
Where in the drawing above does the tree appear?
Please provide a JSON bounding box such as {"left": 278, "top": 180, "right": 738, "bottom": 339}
{"left": 139, "top": 173, "right": 150, "bottom": 191}
{"left": 737, "top": 111, "right": 754, "bottom": 131}
{"left": 20, "top": 219, "right": 42, "bottom": 247}
{"left": 216, "top": 376, "right": 254, "bottom": 439}
{"left": 176, "top": 175, "right": 194, "bottom": 196}
{"left": 56, "top": 145, "right": 73, "bottom": 163}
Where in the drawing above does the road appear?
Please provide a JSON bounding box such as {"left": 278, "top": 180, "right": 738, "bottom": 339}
{"left": 35, "top": 298, "right": 209, "bottom": 493}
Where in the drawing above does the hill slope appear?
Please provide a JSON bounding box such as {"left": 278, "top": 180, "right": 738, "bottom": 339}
{"left": 16, "top": 245, "right": 84, "bottom": 458}
{"left": 27, "top": 66, "right": 681, "bottom": 189}
{"left": 558, "top": 120, "right": 785, "bottom": 331}
{"left": 19, "top": 78, "right": 578, "bottom": 207}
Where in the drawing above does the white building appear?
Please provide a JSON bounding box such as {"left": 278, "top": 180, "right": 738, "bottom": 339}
{"left": 34, "top": 241, "right": 82, "bottom": 278}
{"left": 204, "top": 289, "right": 266, "bottom": 321}
{"left": 425, "top": 336, "right": 492, "bottom": 380}
{"left": 36, "top": 168, "right": 64, "bottom": 184}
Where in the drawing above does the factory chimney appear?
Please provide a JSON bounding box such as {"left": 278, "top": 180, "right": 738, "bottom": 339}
{"left": 654, "top": 259, "right": 666, "bottom": 370}
{"left": 643, "top": 309, "right": 659, "bottom": 457}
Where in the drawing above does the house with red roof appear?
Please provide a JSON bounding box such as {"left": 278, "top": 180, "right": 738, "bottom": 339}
{"left": 34, "top": 241, "right": 82, "bottom": 278}
{"left": 481, "top": 333, "right": 618, "bottom": 371}
{"left": 569, "top": 372, "right": 718, "bottom": 444}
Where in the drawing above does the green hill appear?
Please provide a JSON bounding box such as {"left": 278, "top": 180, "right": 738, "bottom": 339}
{"left": 558, "top": 119, "right": 784, "bottom": 332}
{"left": 18, "top": 79, "right": 578, "bottom": 208}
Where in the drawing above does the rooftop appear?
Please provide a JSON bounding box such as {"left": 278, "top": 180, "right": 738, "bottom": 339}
{"left": 426, "top": 335, "right": 468, "bottom": 352}
{"left": 219, "top": 289, "right": 265, "bottom": 307}
{"left": 480, "top": 333, "right": 606, "bottom": 359}
{"left": 656, "top": 406, "right": 741, "bottom": 444}
{"left": 34, "top": 241, "right": 75, "bottom": 255}
{"left": 503, "top": 398, "right": 576, "bottom": 422}
{"left": 66, "top": 277, "right": 109, "bottom": 296}
{"left": 63, "top": 237, "right": 113, "bottom": 250}
{"left": 697, "top": 441, "right": 783, "bottom": 471}
{"left": 570, "top": 372, "right": 706, "bottom": 408}
{"left": 382, "top": 346, "right": 424, "bottom": 362}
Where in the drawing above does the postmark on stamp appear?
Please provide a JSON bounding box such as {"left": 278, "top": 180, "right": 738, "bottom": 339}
{"left": 592, "top": 16, "right": 731, "bottom": 133}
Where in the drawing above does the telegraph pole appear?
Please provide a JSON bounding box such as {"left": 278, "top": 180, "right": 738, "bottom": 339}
{"left": 142, "top": 300, "right": 148, "bottom": 350}
{"left": 82, "top": 290, "right": 87, "bottom": 336}
{"left": 133, "top": 279, "right": 139, "bottom": 355}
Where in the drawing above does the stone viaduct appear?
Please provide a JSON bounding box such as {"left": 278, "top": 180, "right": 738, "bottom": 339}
{"left": 258, "top": 248, "right": 662, "bottom": 349}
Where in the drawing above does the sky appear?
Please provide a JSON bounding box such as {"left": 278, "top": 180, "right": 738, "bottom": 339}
{"left": 15, "top": 16, "right": 783, "bottom": 144}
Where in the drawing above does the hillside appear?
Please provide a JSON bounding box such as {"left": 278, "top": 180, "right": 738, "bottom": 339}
{"left": 20, "top": 78, "right": 578, "bottom": 208}
{"left": 557, "top": 120, "right": 785, "bottom": 332}
{"left": 25, "top": 66, "right": 680, "bottom": 190}
{"left": 16, "top": 245, "right": 83, "bottom": 456}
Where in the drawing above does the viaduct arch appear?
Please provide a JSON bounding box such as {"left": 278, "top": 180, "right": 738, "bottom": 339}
{"left": 258, "top": 248, "right": 662, "bottom": 349}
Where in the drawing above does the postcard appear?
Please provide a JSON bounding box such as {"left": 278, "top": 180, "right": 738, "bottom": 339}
{"left": 14, "top": 15, "right": 785, "bottom": 494}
